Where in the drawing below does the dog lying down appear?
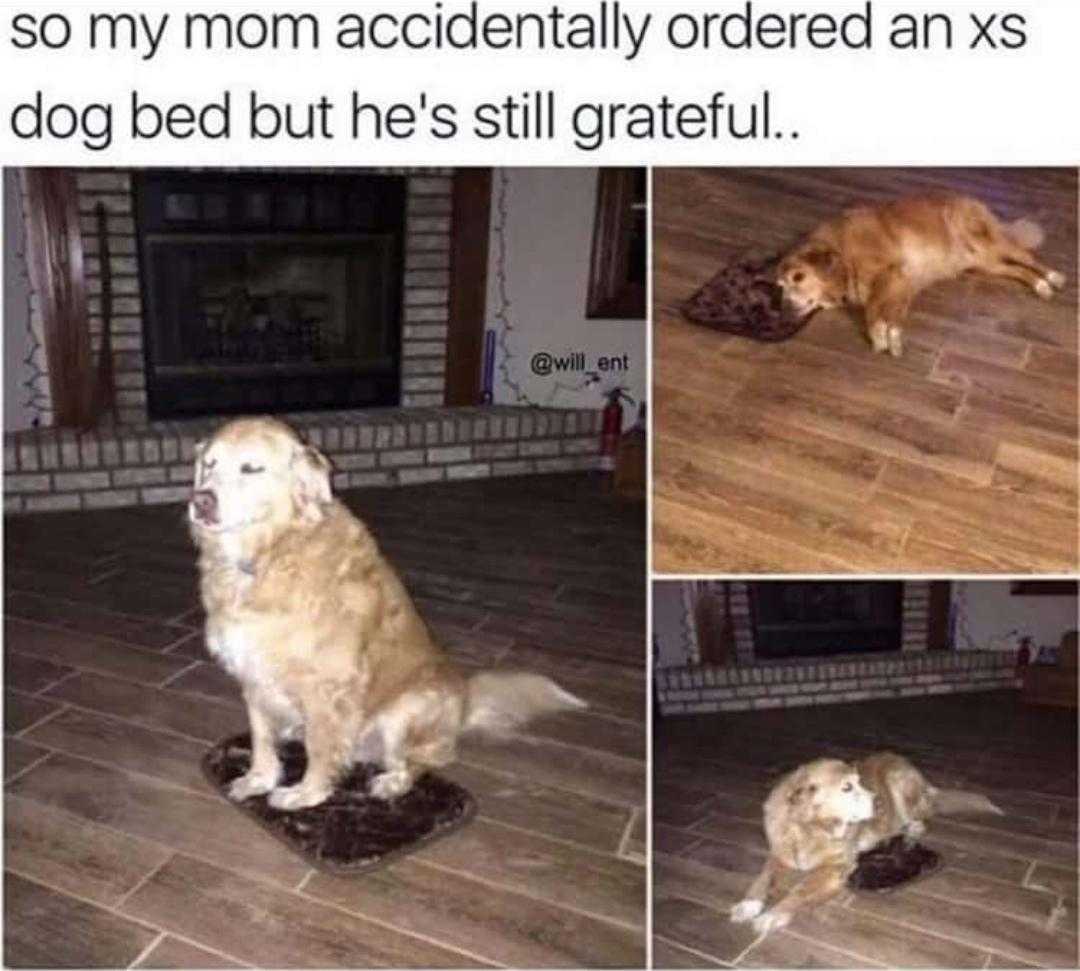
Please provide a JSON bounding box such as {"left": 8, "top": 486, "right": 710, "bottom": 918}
{"left": 775, "top": 193, "right": 1066, "bottom": 356}
{"left": 730, "top": 752, "right": 1002, "bottom": 935}
{"left": 189, "top": 416, "right": 586, "bottom": 811}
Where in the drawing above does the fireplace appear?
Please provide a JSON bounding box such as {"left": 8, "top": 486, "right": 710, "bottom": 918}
{"left": 750, "top": 582, "right": 903, "bottom": 658}
{"left": 135, "top": 171, "right": 406, "bottom": 419}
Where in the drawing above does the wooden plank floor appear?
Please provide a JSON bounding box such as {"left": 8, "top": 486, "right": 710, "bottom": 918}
{"left": 3, "top": 475, "right": 646, "bottom": 969}
{"left": 653, "top": 168, "right": 1079, "bottom": 573}
{"left": 654, "top": 692, "right": 1078, "bottom": 969}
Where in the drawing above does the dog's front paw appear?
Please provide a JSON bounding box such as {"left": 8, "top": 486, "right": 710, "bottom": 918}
{"left": 903, "top": 819, "right": 926, "bottom": 840}
{"left": 369, "top": 769, "right": 412, "bottom": 800}
{"left": 730, "top": 898, "right": 764, "bottom": 923}
{"left": 1047, "top": 269, "right": 1065, "bottom": 290}
{"left": 752, "top": 909, "right": 791, "bottom": 936}
{"left": 227, "top": 769, "right": 279, "bottom": 802}
{"left": 267, "top": 783, "right": 331, "bottom": 811}
{"left": 887, "top": 325, "right": 904, "bottom": 358}
{"left": 1035, "top": 278, "right": 1055, "bottom": 299}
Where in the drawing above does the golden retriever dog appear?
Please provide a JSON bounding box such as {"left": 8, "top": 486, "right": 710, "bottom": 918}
{"left": 776, "top": 194, "right": 1065, "bottom": 356}
{"left": 730, "top": 752, "right": 1002, "bottom": 934}
{"left": 189, "top": 416, "right": 586, "bottom": 811}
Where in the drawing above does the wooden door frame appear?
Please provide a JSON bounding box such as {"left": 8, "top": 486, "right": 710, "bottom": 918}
{"left": 21, "top": 168, "right": 97, "bottom": 428}
{"left": 444, "top": 168, "right": 492, "bottom": 405}
{"left": 927, "top": 581, "right": 952, "bottom": 651}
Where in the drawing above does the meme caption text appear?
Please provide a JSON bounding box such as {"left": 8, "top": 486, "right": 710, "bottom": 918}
{"left": 7, "top": 3, "right": 1031, "bottom": 154}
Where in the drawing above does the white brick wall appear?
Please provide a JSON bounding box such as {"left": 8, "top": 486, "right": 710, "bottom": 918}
{"left": 656, "top": 648, "right": 1020, "bottom": 714}
{"left": 902, "top": 580, "right": 932, "bottom": 651}
{"left": 3, "top": 405, "right": 602, "bottom": 514}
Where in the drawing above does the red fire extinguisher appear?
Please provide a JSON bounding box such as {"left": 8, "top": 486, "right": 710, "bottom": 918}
{"left": 599, "top": 387, "right": 631, "bottom": 473}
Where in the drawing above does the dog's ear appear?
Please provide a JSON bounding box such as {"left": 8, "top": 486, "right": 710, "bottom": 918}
{"left": 787, "top": 782, "right": 818, "bottom": 819}
{"left": 803, "top": 246, "right": 836, "bottom": 268}
{"left": 803, "top": 245, "right": 840, "bottom": 275}
{"left": 803, "top": 245, "right": 847, "bottom": 290}
{"left": 193, "top": 439, "right": 209, "bottom": 483}
{"left": 291, "top": 443, "right": 332, "bottom": 522}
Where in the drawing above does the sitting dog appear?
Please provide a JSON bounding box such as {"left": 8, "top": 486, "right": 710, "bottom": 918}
{"left": 730, "top": 752, "right": 1002, "bottom": 934}
{"left": 776, "top": 194, "right": 1065, "bottom": 356}
{"left": 189, "top": 416, "right": 586, "bottom": 811}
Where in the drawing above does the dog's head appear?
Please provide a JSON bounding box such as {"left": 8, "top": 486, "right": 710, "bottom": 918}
{"left": 776, "top": 243, "right": 847, "bottom": 319}
{"left": 785, "top": 758, "right": 876, "bottom": 828}
{"left": 188, "top": 417, "right": 332, "bottom": 539}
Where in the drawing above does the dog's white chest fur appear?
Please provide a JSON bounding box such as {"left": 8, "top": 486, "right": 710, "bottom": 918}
{"left": 206, "top": 618, "right": 301, "bottom": 729}
{"left": 207, "top": 619, "right": 259, "bottom": 681}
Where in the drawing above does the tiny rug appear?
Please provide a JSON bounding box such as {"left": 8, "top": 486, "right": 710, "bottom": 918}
{"left": 849, "top": 836, "right": 943, "bottom": 893}
{"left": 681, "top": 255, "right": 810, "bottom": 342}
{"left": 202, "top": 734, "right": 476, "bottom": 874}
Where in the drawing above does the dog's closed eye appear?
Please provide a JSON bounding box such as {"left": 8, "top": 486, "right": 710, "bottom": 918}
{"left": 240, "top": 462, "right": 266, "bottom": 475}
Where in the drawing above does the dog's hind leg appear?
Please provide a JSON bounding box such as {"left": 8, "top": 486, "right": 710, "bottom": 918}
{"left": 369, "top": 687, "right": 465, "bottom": 800}
{"left": 977, "top": 250, "right": 1065, "bottom": 298}
{"left": 883, "top": 766, "right": 934, "bottom": 845}
{"left": 967, "top": 215, "right": 1064, "bottom": 297}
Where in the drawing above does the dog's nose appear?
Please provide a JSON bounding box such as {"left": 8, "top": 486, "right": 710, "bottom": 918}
{"left": 191, "top": 490, "right": 217, "bottom": 521}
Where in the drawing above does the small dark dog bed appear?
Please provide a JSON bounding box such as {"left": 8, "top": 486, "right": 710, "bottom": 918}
{"left": 202, "top": 734, "right": 476, "bottom": 874}
{"left": 681, "top": 256, "right": 810, "bottom": 341}
{"left": 849, "top": 836, "right": 942, "bottom": 893}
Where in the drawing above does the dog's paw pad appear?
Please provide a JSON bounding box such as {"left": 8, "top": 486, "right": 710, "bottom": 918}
{"left": 730, "top": 899, "right": 764, "bottom": 923}
{"left": 267, "top": 784, "right": 330, "bottom": 811}
{"left": 752, "top": 910, "right": 791, "bottom": 935}
{"left": 227, "top": 771, "right": 278, "bottom": 802}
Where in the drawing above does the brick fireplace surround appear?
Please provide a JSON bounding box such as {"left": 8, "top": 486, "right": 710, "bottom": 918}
{"left": 4, "top": 169, "right": 603, "bottom": 513}
{"left": 655, "top": 582, "right": 1021, "bottom": 713}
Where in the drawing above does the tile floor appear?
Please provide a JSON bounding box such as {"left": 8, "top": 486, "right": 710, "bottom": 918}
{"left": 4, "top": 474, "right": 646, "bottom": 969}
{"left": 653, "top": 167, "right": 1079, "bottom": 573}
{"left": 654, "top": 692, "right": 1078, "bottom": 968}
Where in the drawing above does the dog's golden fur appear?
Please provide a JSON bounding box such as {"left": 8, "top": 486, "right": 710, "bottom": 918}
{"left": 730, "top": 752, "right": 1002, "bottom": 934}
{"left": 776, "top": 194, "right": 1065, "bottom": 356}
{"left": 189, "top": 416, "right": 585, "bottom": 811}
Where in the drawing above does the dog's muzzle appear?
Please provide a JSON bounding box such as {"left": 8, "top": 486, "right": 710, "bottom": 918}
{"left": 782, "top": 295, "right": 819, "bottom": 322}
{"left": 190, "top": 489, "right": 219, "bottom": 526}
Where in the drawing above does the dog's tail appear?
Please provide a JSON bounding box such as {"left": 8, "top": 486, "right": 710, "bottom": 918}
{"left": 1006, "top": 218, "right": 1046, "bottom": 251}
{"left": 464, "top": 671, "right": 587, "bottom": 733}
{"left": 931, "top": 787, "right": 1004, "bottom": 817}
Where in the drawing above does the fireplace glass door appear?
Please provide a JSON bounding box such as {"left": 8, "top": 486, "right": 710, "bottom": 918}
{"left": 750, "top": 582, "right": 903, "bottom": 658}
{"left": 136, "top": 172, "right": 405, "bottom": 418}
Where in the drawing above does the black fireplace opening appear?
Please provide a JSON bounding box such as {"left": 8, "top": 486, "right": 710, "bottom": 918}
{"left": 135, "top": 171, "right": 406, "bottom": 419}
{"left": 750, "top": 582, "right": 903, "bottom": 659}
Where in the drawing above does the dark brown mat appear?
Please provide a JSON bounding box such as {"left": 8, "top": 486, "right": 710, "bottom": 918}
{"left": 681, "top": 256, "right": 810, "bottom": 342}
{"left": 849, "top": 836, "right": 943, "bottom": 893}
{"left": 202, "top": 734, "right": 476, "bottom": 874}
